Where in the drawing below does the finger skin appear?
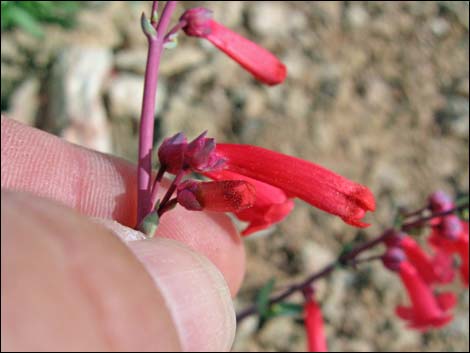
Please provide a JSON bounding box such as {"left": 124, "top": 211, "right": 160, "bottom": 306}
{"left": 1, "top": 117, "right": 245, "bottom": 295}
{"left": 1, "top": 191, "right": 181, "bottom": 351}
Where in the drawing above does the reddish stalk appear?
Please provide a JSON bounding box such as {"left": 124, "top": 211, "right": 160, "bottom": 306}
{"left": 157, "top": 169, "right": 186, "bottom": 216}
{"left": 137, "top": 1, "right": 178, "bottom": 227}
{"left": 149, "top": 165, "right": 166, "bottom": 211}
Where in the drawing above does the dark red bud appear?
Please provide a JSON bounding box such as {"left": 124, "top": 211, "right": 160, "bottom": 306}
{"left": 158, "top": 132, "right": 188, "bottom": 174}
{"left": 429, "top": 191, "right": 454, "bottom": 212}
{"left": 185, "top": 132, "right": 225, "bottom": 172}
{"left": 438, "top": 215, "right": 463, "bottom": 240}
{"left": 180, "top": 7, "right": 213, "bottom": 37}
{"left": 176, "top": 180, "right": 203, "bottom": 210}
{"left": 383, "top": 229, "right": 406, "bottom": 248}
{"left": 382, "top": 247, "right": 406, "bottom": 272}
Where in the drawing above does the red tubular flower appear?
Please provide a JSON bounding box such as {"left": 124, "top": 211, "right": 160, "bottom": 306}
{"left": 304, "top": 298, "right": 328, "bottom": 352}
{"left": 205, "top": 170, "right": 294, "bottom": 236}
{"left": 433, "top": 214, "right": 463, "bottom": 240}
{"left": 213, "top": 144, "right": 375, "bottom": 228}
{"left": 430, "top": 221, "right": 469, "bottom": 287}
{"left": 460, "top": 235, "right": 469, "bottom": 286}
{"left": 399, "top": 236, "right": 454, "bottom": 285}
{"left": 180, "top": 8, "right": 287, "bottom": 85}
{"left": 382, "top": 251, "right": 456, "bottom": 331}
{"left": 177, "top": 179, "right": 256, "bottom": 212}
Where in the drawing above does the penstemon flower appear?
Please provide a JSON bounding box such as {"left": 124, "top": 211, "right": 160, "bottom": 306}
{"left": 213, "top": 143, "right": 375, "bottom": 228}
{"left": 382, "top": 248, "right": 456, "bottom": 331}
{"left": 180, "top": 7, "right": 287, "bottom": 85}
{"left": 304, "top": 294, "right": 328, "bottom": 352}
{"left": 157, "top": 131, "right": 226, "bottom": 174}
{"left": 384, "top": 230, "right": 455, "bottom": 285}
{"left": 158, "top": 132, "right": 375, "bottom": 232}
{"left": 429, "top": 191, "right": 455, "bottom": 213}
{"left": 425, "top": 191, "right": 469, "bottom": 287}
{"left": 430, "top": 221, "right": 469, "bottom": 287}
{"left": 204, "top": 170, "right": 294, "bottom": 236}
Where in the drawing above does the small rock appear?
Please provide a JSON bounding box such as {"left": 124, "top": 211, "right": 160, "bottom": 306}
{"left": 108, "top": 73, "right": 166, "bottom": 121}
{"left": 366, "top": 77, "right": 393, "bottom": 111}
{"left": 430, "top": 17, "right": 450, "bottom": 37}
{"left": 250, "top": 2, "right": 286, "bottom": 36}
{"left": 347, "top": 5, "right": 370, "bottom": 28}
{"left": 114, "top": 49, "right": 148, "bottom": 75}
{"left": 258, "top": 317, "right": 298, "bottom": 351}
{"left": 435, "top": 95, "right": 469, "bottom": 138}
{"left": 159, "top": 46, "right": 206, "bottom": 76}
{"left": 214, "top": 1, "right": 244, "bottom": 28}
{"left": 286, "top": 87, "right": 311, "bottom": 119}
{"left": 7, "top": 78, "right": 39, "bottom": 126}
{"left": 244, "top": 88, "right": 266, "bottom": 118}
{"left": 49, "top": 46, "right": 113, "bottom": 153}
{"left": 301, "top": 241, "right": 335, "bottom": 273}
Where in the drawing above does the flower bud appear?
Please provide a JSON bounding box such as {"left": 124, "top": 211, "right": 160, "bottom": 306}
{"left": 185, "top": 132, "right": 225, "bottom": 172}
{"left": 382, "top": 247, "right": 406, "bottom": 272}
{"left": 429, "top": 191, "right": 454, "bottom": 212}
{"left": 180, "top": 7, "right": 213, "bottom": 37}
{"left": 180, "top": 8, "right": 286, "bottom": 85}
{"left": 157, "top": 132, "right": 188, "bottom": 174}
{"left": 438, "top": 214, "right": 463, "bottom": 240}
{"left": 177, "top": 180, "right": 256, "bottom": 212}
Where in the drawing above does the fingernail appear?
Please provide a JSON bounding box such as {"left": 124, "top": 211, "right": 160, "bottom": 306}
{"left": 92, "top": 218, "right": 146, "bottom": 242}
{"left": 128, "top": 238, "right": 235, "bottom": 351}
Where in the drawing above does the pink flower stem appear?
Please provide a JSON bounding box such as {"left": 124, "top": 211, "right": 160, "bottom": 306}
{"left": 159, "top": 198, "right": 179, "bottom": 216}
{"left": 137, "top": 1, "right": 177, "bottom": 227}
{"left": 400, "top": 205, "right": 428, "bottom": 219}
{"left": 149, "top": 165, "right": 166, "bottom": 211}
{"left": 157, "top": 168, "right": 186, "bottom": 216}
{"left": 151, "top": 1, "right": 159, "bottom": 26}
{"left": 164, "top": 19, "right": 187, "bottom": 42}
{"left": 236, "top": 204, "right": 467, "bottom": 323}
{"left": 349, "top": 254, "right": 384, "bottom": 267}
{"left": 401, "top": 204, "right": 468, "bottom": 231}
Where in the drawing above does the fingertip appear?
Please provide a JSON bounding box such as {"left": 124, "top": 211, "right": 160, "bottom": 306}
{"left": 156, "top": 206, "right": 246, "bottom": 296}
{"left": 128, "top": 238, "right": 236, "bottom": 351}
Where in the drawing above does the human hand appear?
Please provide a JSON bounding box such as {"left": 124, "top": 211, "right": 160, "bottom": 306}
{"left": 1, "top": 117, "right": 245, "bottom": 351}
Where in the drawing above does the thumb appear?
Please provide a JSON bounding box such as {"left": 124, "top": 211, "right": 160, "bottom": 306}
{"left": 98, "top": 219, "right": 236, "bottom": 351}
{"left": 2, "top": 191, "right": 235, "bottom": 352}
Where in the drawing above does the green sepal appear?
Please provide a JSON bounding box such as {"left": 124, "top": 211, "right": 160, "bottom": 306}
{"left": 164, "top": 33, "right": 178, "bottom": 49}
{"left": 141, "top": 12, "right": 157, "bottom": 39}
{"left": 151, "top": 9, "right": 158, "bottom": 23}
{"left": 139, "top": 210, "right": 159, "bottom": 238}
{"left": 255, "top": 278, "right": 275, "bottom": 329}
{"left": 164, "top": 39, "right": 178, "bottom": 49}
{"left": 269, "top": 302, "right": 304, "bottom": 318}
{"left": 338, "top": 242, "right": 354, "bottom": 267}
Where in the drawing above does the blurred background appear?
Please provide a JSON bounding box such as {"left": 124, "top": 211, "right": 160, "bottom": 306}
{"left": 1, "top": 1, "right": 469, "bottom": 351}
